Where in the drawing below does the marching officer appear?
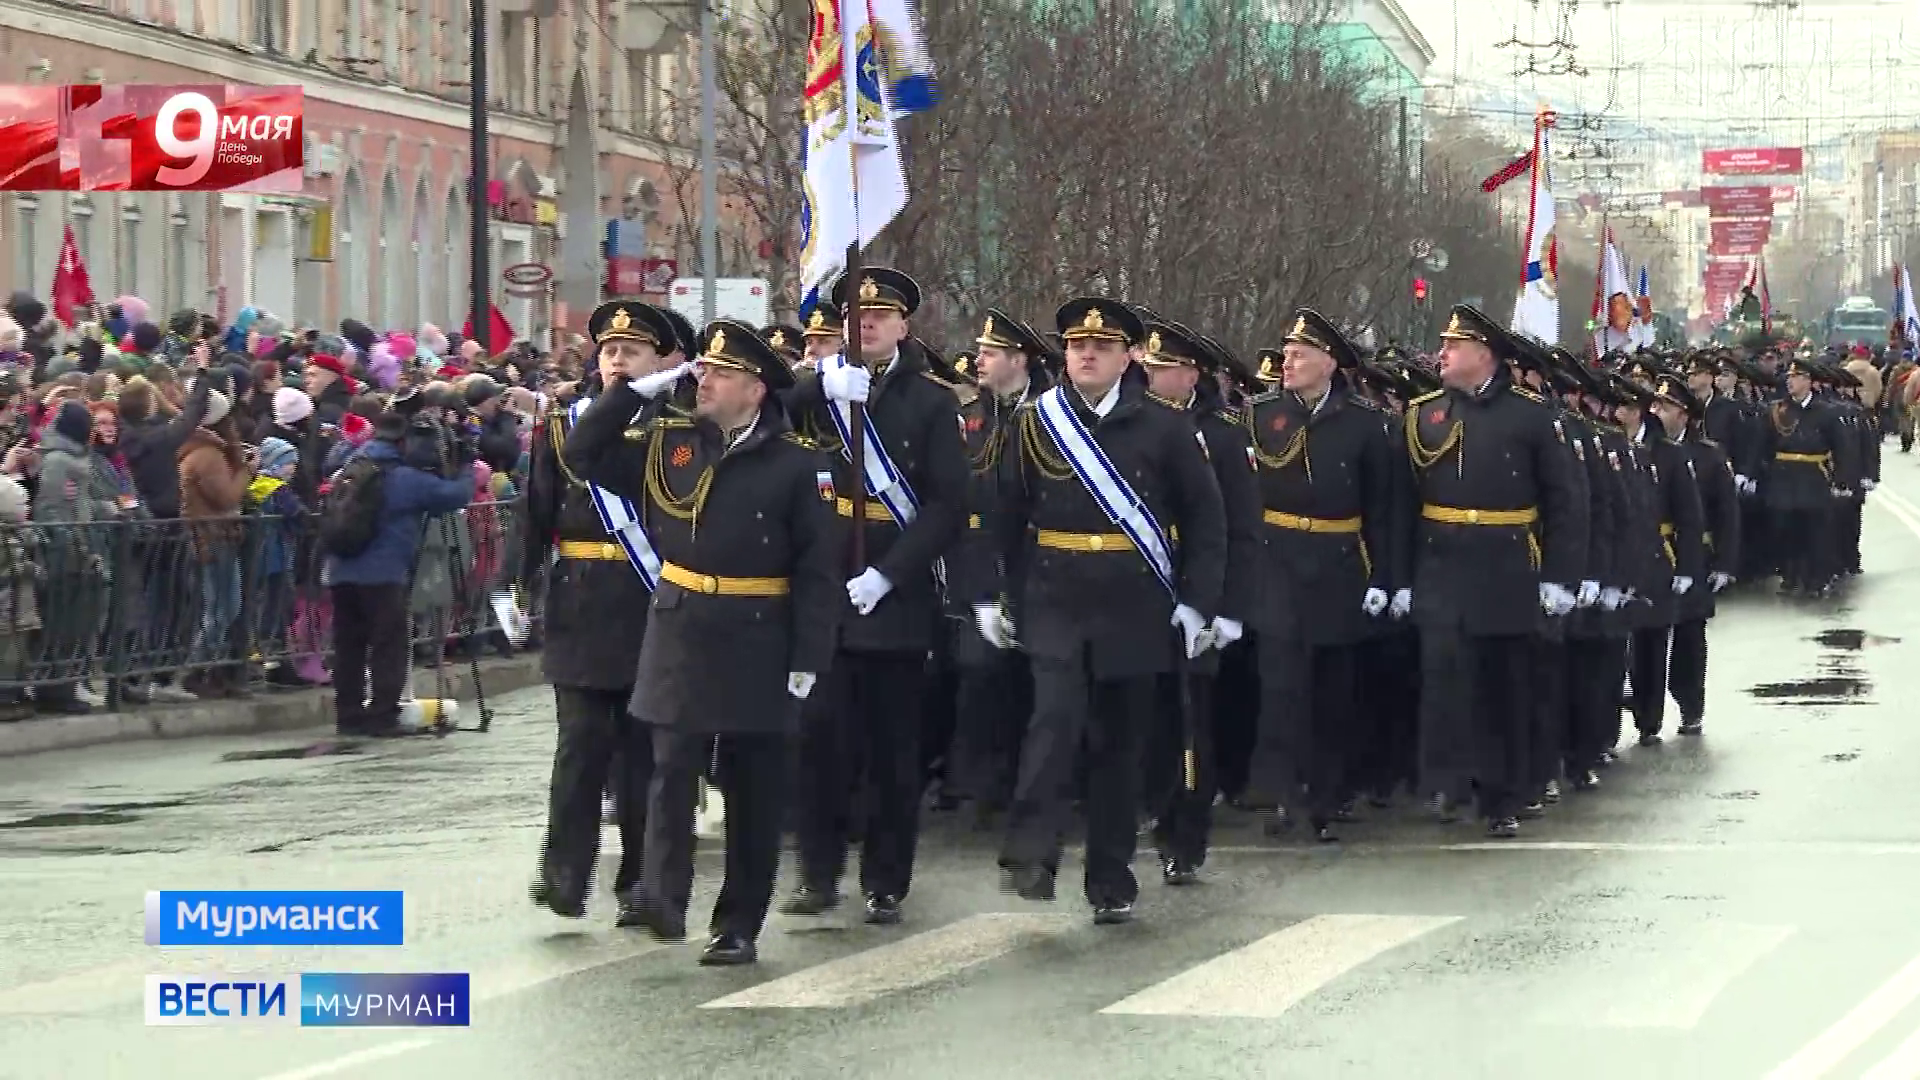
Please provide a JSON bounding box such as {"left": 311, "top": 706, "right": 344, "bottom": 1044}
{"left": 1240, "top": 309, "right": 1397, "bottom": 843}
{"left": 563, "top": 319, "right": 840, "bottom": 966}
{"left": 942, "top": 309, "right": 1050, "bottom": 824}
{"left": 1615, "top": 373, "right": 1705, "bottom": 746}
{"left": 1750, "top": 356, "right": 1857, "bottom": 596}
{"left": 978, "top": 296, "right": 1226, "bottom": 923}
{"left": 798, "top": 303, "right": 844, "bottom": 370}
{"left": 1651, "top": 373, "right": 1740, "bottom": 736}
{"left": 523, "top": 301, "right": 681, "bottom": 923}
{"left": 1136, "top": 317, "right": 1261, "bottom": 880}
{"left": 1401, "top": 306, "right": 1586, "bottom": 836}
{"left": 761, "top": 324, "right": 806, "bottom": 370}
{"left": 781, "top": 269, "right": 969, "bottom": 927}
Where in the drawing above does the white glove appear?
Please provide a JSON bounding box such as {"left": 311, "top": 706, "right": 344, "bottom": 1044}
{"left": 1709, "top": 571, "right": 1733, "bottom": 592}
{"left": 822, "top": 362, "right": 872, "bottom": 404}
{"left": 845, "top": 567, "right": 893, "bottom": 615}
{"left": 1734, "top": 473, "right": 1752, "bottom": 493}
{"left": 1361, "top": 587, "right": 1389, "bottom": 616}
{"left": 1210, "top": 616, "right": 1244, "bottom": 649}
{"left": 1539, "top": 582, "right": 1576, "bottom": 616}
{"left": 1673, "top": 575, "right": 1694, "bottom": 595}
{"left": 631, "top": 361, "right": 693, "bottom": 399}
{"left": 1863, "top": 479, "right": 1878, "bottom": 493}
{"left": 1172, "top": 603, "right": 1211, "bottom": 659}
{"left": 1743, "top": 477, "right": 1759, "bottom": 495}
{"left": 973, "top": 603, "right": 1015, "bottom": 649}
{"left": 1832, "top": 486, "right": 1852, "bottom": 499}
{"left": 1577, "top": 580, "right": 1601, "bottom": 608}
{"left": 787, "top": 672, "right": 817, "bottom": 700}
{"left": 1389, "top": 588, "right": 1413, "bottom": 618}
{"left": 1599, "top": 586, "right": 1625, "bottom": 611}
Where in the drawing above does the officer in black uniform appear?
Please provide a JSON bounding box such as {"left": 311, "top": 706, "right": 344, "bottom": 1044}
{"left": 1136, "top": 317, "right": 1261, "bottom": 881}
{"left": 761, "top": 324, "right": 806, "bottom": 370}
{"left": 1652, "top": 372, "right": 1740, "bottom": 736}
{"left": 1751, "top": 356, "right": 1858, "bottom": 596}
{"left": 942, "top": 310, "right": 1050, "bottom": 824}
{"left": 563, "top": 319, "right": 840, "bottom": 966}
{"left": 798, "top": 302, "right": 843, "bottom": 370}
{"left": 1401, "top": 306, "right": 1586, "bottom": 836}
{"left": 1240, "top": 309, "right": 1397, "bottom": 843}
{"left": 780, "top": 269, "right": 968, "bottom": 927}
{"left": 524, "top": 300, "right": 682, "bottom": 923}
{"left": 979, "top": 296, "right": 1226, "bottom": 924}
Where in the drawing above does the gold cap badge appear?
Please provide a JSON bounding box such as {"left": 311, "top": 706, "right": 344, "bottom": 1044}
{"left": 609, "top": 307, "right": 632, "bottom": 332}
{"left": 1146, "top": 331, "right": 1163, "bottom": 355}
{"left": 983, "top": 316, "right": 996, "bottom": 339}
{"left": 770, "top": 330, "right": 787, "bottom": 348}
{"left": 859, "top": 277, "right": 880, "bottom": 302}
{"left": 1082, "top": 307, "right": 1106, "bottom": 332}
{"left": 807, "top": 310, "right": 826, "bottom": 329}
{"left": 1445, "top": 313, "right": 1463, "bottom": 336}
{"left": 1292, "top": 316, "right": 1308, "bottom": 337}
{"left": 708, "top": 328, "right": 726, "bottom": 356}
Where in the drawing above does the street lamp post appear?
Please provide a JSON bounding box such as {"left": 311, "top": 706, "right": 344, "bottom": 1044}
{"left": 469, "top": 0, "right": 492, "bottom": 351}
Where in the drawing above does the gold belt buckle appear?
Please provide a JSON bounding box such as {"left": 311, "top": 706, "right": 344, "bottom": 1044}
{"left": 1088, "top": 535, "right": 1105, "bottom": 551}
{"left": 1465, "top": 509, "right": 1480, "bottom": 524}
{"left": 700, "top": 575, "right": 719, "bottom": 595}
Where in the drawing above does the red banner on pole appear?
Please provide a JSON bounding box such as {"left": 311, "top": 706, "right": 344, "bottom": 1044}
{"left": 50, "top": 224, "right": 94, "bottom": 327}
{"left": 1702, "top": 147, "right": 1804, "bottom": 175}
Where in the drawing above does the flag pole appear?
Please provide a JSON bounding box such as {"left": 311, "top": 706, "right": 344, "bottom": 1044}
{"left": 842, "top": 0, "right": 868, "bottom": 573}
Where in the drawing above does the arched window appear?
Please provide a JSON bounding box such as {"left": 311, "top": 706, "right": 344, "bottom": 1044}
{"left": 413, "top": 175, "right": 434, "bottom": 329}
{"left": 11, "top": 195, "right": 39, "bottom": 296}
{"left": 340, "top": 168, "right": 369, "bottom": 321}
{"left": 443, "top": 185, "right": 468, "bottom": 327}
{"left": 380, "top": 170, "right": 403, "bottom": 325}
{"left": 119, "top": 195, "right": 146, "bottom": 301}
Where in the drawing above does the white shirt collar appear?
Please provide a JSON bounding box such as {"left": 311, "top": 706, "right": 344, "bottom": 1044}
{"left": 1795, "top": 392, "right": 1813, "bottom": 408}
{"left": 726, "top": 414, "right": 759, "bottom": 451}
{"left": 1078, "top": 379, "right": 1123, "bottom": 418}
{"left": 1475, "top": 373, "right": 1497, "bottom": 396}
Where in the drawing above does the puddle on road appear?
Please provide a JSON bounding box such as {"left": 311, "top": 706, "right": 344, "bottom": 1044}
{"left": 1810, "top": 628, "right": 1902, "bottom": 650}
{"left": 0, "top": 799, "right": 191, "bottom": 829}
{"left": 1745, "top": 676, "right": 1872, "bottom": 705}
{"left": 1825, "top": 752, "right": 1861, "bottom": 762}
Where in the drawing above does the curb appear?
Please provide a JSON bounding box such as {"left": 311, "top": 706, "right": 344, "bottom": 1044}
{"left": 0, "top": 655, "right": 550, "bottom": 759}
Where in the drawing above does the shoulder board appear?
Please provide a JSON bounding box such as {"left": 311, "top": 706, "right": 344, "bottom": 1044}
{"left": 1409, "top": 388, "right": 1446, "bottom": 407}
{"left": 1217, "top": 406, "right": 1246, "bottom": 426}
{"left": 1247, "top": 388, "right": 1285, "bottom": 406}
{"left": 780, "top": 431, "right": 819, "bottom": 450}
{"left": 1510, "top": 385, "right": 1546, "bottom": 404}
{"left": 920, "top": 370, "right": 961, "bottom": 389}
{"left": 1699, "top": 436, "right": 1719, "bottom": 448}
{"left": 655, "top": 415, "right": 696, "bottom": 430}
{"left": 1144, "top": 392, "right": 1186, "bottom": 411}
{"left": 1347, "top": 396, "right": 1385, "bottom": 413}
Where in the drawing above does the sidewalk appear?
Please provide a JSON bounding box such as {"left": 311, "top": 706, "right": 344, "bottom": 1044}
{"left": 0, "top": 656, "right": 548, "bottom": 758}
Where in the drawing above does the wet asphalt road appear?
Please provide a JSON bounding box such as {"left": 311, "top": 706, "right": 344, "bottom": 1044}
{"left": 10, "top": 473, "right": 1920, "bottom": 1079}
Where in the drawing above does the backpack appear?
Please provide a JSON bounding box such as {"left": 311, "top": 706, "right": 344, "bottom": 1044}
{"left": 319, "top": 456, "right": 392, "bottom": 558}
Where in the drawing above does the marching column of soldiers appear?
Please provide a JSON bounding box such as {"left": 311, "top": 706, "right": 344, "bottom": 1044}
{"left": 519, "top": 270, "right": 1879, "bottom": 964}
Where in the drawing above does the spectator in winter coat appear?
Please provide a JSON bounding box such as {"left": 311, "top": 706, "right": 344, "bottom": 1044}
{"left": 326, "top": 411, "right": 472, "bottom": 735}
{"left": 31, "top": 402, "right": 103, "bottom": 713}
{"left": 177, "top": 390, "right": 251, "bottom": 698}
{"left": 0, "top": 473, "right": 40, "bottom": 720}
{"left": 117, "top": 374, "right": 210, "bottom": 519}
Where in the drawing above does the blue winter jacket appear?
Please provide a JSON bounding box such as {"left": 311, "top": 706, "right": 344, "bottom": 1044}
{"left": 323, "top": 439, "right": 473, "bottom": 586}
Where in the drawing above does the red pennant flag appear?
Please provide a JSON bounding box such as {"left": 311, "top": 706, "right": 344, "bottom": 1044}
{"left": 50, "top": 224, "right": 95, "bottom": 328}
{"left": 461, "top": 304, "right": 515, "bottom": 355}
{"left": 1480, "top": 150, "right": 1536, "bottom": 193}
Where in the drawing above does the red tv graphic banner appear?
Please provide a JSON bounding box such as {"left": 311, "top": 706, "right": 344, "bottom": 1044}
{"left": 1702, "top": 147, "right": 1803, "bottom": 175}
{"left": 0, "top": 84, "right": 302, "bottom": 192}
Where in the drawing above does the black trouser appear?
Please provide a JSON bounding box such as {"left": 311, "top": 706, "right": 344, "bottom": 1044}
{"left": 1774, "top": 506, "right": 1831, "bottom": 588}
{"left": 1351, "top": 630, "right": 1420, "bottom": 800}
{"left": 795, "top": 650, "right": 925, "bottom": 900}
{"left": 330, "top": 582, "right": 410, "bottom": 732}
{"left": 1148, "top": 671, "right": 1215, "bottom": 867}
{"left": 1248, "top": 638, "right": 1357, "bottom": 826}
{"left": 1841, "top": 498, "right": 1864, "bottom": 573}
{"left": 1211, "top": 636, "right": 1261, "bottom": 801}
{"left": 539, "top": 685, "right": 653, "bottom": 902}
{"left": 1667, "top": 618, "right": 1708, "bottom": 723}
{"left": 1738, "top": 500, "right": 1773, "bottom": 581}
{"left": 1425, "top": 631, "right": 1532, "bottom": 821}
{"left": 945, "top": 650, "right": 1033, "bottom": 806}
{"left": 1528, "top": 637, "right": 1570, "bottom": 794}
{"left": 640, "top": 728, "right": 787, "bottom": 942}
{"left": 1001, "top": 653, "right": 1149, "bottom": 907}
{"left": 1565, "top": 636, "right": 1627, "bottom": 771}
{"left": 1630, "top": 624, "right": 1674, "bottom": 737}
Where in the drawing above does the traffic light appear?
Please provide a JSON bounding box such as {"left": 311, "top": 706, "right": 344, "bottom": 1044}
{"left": 1412, "top": 277, "right": 1429, "bottom": 307}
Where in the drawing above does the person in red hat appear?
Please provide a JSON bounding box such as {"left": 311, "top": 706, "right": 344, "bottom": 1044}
{"left": 304, "top": 353, "right": 355, "bottom": 424}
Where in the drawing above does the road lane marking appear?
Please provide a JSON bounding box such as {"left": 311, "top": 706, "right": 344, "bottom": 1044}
{"left": 254, "top": 1039, "right": 436, "bottom": 1080}
{"left": 1860, "top": 1025, "right": 1920, "bottom": 1080}
{"left": 697, "top": 913, "right": 1076, "bottom": 1009}
{"left": 1530, "top": 921, "right": 1794, "bottom": 1029}
{"left": 1098, "top": 913, "right": 1460, "bottom": 1019}
{"left": 1763, "top": 950, "right": 1920, "bottom": 1080}
{"left": 1871, "top": 488, "right": 1920, "bottom": 541}
{"left": 1209, "top": 841, "right": 1920, "bottom": 856}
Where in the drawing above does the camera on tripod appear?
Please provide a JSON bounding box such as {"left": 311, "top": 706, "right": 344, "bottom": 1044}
{"left": 391, "top": 386, "right": 478, "bottom": 479}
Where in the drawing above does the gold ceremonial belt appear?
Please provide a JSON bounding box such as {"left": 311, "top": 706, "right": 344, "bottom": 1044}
{"left": 1262, "top": 510, "right": 1362, "bottom": 534}
{"left": 1775, "top": 452, "right": 1831, "bottom": 464}
{"left": 1659, "top": 523, "right": 1675, "bottom": 537}
{"left": 1036, "top": 529, "right": 1134, "bottom": 553}
{"left": 659, "top": 562, "right": 791, "bottom": 597}
{"left": 1421, "top": 504, "right": 1539, "bottom": 527}
{"left": 835, "top": 497, "right": 897, "bottom": 523}
{"left": 556, "top": 541, "right": 627, "bottom": 561}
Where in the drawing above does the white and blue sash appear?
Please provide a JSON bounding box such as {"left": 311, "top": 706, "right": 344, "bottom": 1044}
{"left": 819, "top": 351, "right": 920, "bottom": 526}
{"left": 1032, "top": 386, "right": 1177, "bottom": 596}
{"left": 568, "top": 396, "right": 661, "bottom": 591}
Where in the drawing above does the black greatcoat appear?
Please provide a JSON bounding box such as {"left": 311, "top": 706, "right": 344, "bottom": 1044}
{"left": 988, "top": 381, "right": 1228, "bottom": 678}
{"left": 1400, "top": 370, "right": 1587, "bottom": 638}
{"left": 1753, "top": 396, "right": 1856, "bottom": 510}
{"left": 563, "top": 378, "right": 841, "bottom": 735}
{"left": 1564, "top": 414, "right": 1630, "bottom": 641}
{"left": 1243, "top": 386, "right": 1396, "bottom": 646}
{"left": 1154, "top": 394, "right": 1262, "bottom": 677}
{"left": 520, "top": 394, "right": 659, "bottom": 690}
{"left": 947, "top": 377, "right": 1044, "bottom": 667}
{"left": 784, "top": 341, "right": 968, "bottom": 654}
{"left": 1629, "top": 422, "right": 1706, "bottom": 630}
{"left": 1679, "top": 434, "right": 1741, "bottom": 623}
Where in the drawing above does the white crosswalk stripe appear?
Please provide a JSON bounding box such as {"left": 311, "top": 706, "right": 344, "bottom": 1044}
{"left": 1528, "top": 921, "right": 1795, "bottom": 1029}
{"left": 1765, "top": 950, "right": 1920, "bottom": 1079}
{"left": 697, "top": 912, "right": 1077, "bottom": 1010}
{"left": 1097, "top": 913, "right": 1461, "bottom": 1019}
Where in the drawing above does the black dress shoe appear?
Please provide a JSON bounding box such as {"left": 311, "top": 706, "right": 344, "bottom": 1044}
{"left": 1261, "top": 807, "right": 1293, "bottom": 837}
{"left": 698, "top": 934, "right": 758, "bottom": 966}
{"left": 1597, "top": 750, "right": 1617, "bottom": 767}
{"left": 1542, "top": 780, "right": 1562, "bottom": 804}
{"left": 1092, "top": 902, "right": 1134, "bottom": 926}
{"left": 1573, "top": 770, "right": 1601, "bottom": 791}
{"left": 528, "top": 876, "right": 586, "bottom": 919}
{"left": 1486, "top": 817, "right": 1520, "bottom": 838}
{"left": 778, "top": 886, "right": 841, "bottom": 917}
{"left": 999, "top": 864, "right": 1056, "bottom": 902}
{"left": 864, "top": 894, "right": 903, "bottom": 925}
{"left": 1638, "top": 732, "right": 1663, "bottom": 747}
{"left": 616, "top": 898, "right": 687, "bottom": 943}
{"left": 1678, "top": 718, "right": 1703, "bottom": 736}
{"left": 1518, "top": 801, "right": 1546, "bottom": 820}
{"left": 1161, "top": 858, "right": 1200, "bottom": 886}
{"left": 1315, "top": 824, "right": 1340, "bottom": 843}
